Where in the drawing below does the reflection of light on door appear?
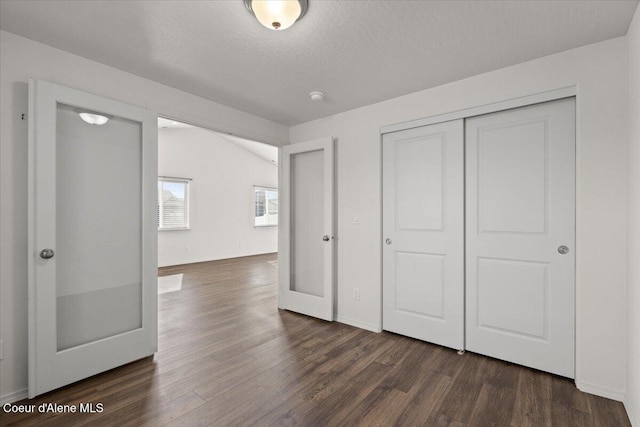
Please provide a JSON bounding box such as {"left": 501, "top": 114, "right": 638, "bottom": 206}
{"left": 158, "top": 274, "right": 183, "bottom": 294}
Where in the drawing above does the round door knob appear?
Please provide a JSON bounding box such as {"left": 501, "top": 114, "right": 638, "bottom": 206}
{"left": 558, "top": 245, "right": 570, "bottom": 255}
{"left": 385, "top": 238, "right": 392, "bottom": 245}
{"left": 322, "top": 235, "right": 330, "bottom": 242}
{"left": 40, "top": 248, "right": 55, "bottom": 259}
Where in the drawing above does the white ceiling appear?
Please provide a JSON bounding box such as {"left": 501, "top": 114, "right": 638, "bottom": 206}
{"left": 158, "top": 117, "right": 278, "bottom": 164}
{"left": 1, "top": 1, "right": 638, "bottom": 126}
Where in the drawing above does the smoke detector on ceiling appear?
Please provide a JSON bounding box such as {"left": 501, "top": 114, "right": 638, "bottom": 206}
{"left": 310, "top": 91, "right": 325, "bottom": 102}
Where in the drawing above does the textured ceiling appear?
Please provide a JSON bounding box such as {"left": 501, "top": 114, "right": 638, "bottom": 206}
{"left": 1, "top": 0, "right": 638, "bottom": 126}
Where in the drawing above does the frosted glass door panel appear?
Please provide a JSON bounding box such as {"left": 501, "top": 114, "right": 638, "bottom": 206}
{"left": 279, "top": 137, "right": 334, "bottom": 321}
{"left": 55, "top": 103, "right": 142, "bottom": 350}
{"left": 29, "top": 79, "right": 157, "bottom": 399}
{"left": 290, "top": 149, "right": 324, "bottom": 297}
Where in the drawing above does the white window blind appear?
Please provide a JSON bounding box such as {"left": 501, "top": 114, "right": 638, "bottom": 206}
{"left": 158, "top": 177, "right": 190, "bottom": 230}
{"left": 254, "top": 186, "right": 278, "bottom": 227}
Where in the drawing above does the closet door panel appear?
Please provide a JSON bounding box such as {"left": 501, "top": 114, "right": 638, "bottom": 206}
{"left": 465, "top": 98, "right": 575, "bottom": 378}
{"left": 382, "top": 120, "right": 464, "bottom": 350}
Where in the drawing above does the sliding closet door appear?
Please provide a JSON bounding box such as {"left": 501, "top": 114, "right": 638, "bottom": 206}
{"left": 465, "top": 98, "right": 575, "bottom": 378}
{"left": 382, "top": 120, "right": 464, "bottom": 350}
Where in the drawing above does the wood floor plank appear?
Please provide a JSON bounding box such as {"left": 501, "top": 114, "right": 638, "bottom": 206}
{"left": 511, "top": 368, "right": 553, "bottom": 427}
{"left": 389, "top": 369, "right": 452, "bottom": 427}
{"left": 425, "top": 352, "right": 487, "bottom": 425}
{"left": 467, "top": 383, "right": 518, "bottom": 427}
{"left": 589, "top": 392, "right": 633, "bottom": 427}
{"left": 551, "top": 401, "right": 597, "bottom": 427}
{"left": 2, "top": 253, "right": 631, "bottom": 427}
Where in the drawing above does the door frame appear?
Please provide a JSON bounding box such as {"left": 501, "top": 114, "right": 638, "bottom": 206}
{"left": 379, "top": 85, "right": 579, "bottom": 382}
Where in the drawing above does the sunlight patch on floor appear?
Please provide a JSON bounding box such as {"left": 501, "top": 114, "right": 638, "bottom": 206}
{"left": 158, "top": 273, "right": 183, "bottom": 294}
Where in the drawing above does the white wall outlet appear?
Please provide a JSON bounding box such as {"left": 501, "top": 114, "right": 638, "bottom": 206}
{"left": 185, "top": 246, "right": 191, "bottom": 253}
{"left": 353, "top": 288, "right": 360, "bottom": 301}
{"left": 353, "top": 212, "right": 360, "bottom": 224}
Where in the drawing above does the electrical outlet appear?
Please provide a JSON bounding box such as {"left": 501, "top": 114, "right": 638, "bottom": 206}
{"left": 353, "top": 212, "right": 360, "bottom": 224}
{"left": 0, "top": 340, "right": 4, "bottom": 360}
{"left": 185, "top": 247, "right": 191, "bottom": 253}
{"left": 353, "top": 288, "right": 360, "bottom": 301}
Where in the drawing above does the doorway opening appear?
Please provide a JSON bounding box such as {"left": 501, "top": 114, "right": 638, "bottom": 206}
{"left": 155, "top": 116, "right": 279, "bottom": 301}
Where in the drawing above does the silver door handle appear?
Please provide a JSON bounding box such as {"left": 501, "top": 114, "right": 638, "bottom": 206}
{"left": 385, "top": 238, "right": 392, "bottom": 245}
{"left": 40, "top": 248, "right": 55, "bottom": 259}
{"left": 558, "top": 245, "right": 570, "bottom": 255}
{"left": 323, "top": 235, "right": 330, "bottom": 242}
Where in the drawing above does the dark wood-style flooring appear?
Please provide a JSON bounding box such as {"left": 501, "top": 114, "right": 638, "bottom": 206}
{"left": 1, "top": 253, "right": 631, "bottom": 426}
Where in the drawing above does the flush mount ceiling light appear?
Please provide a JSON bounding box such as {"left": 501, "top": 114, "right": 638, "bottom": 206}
{"left": 244, "top": 0, "right": 308, "bottom": 30}
{"left": 78, "top": 112, "right": 110, "bottom": 125}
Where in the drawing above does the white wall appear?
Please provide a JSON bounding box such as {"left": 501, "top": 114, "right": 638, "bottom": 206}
{"left": 158, "top": 127, "right": 277, "bottom": 267}
{"left": 290, "top": 37, "right": 629, "bottom": 399}
{"left": 0, "top": 24, "right": 634, "bottom": 407}
{"left": 626, "top": 4, "right": 640, "bottom": 425}
{"left": 0, "top": 30, "right": 288, "bottom": 402}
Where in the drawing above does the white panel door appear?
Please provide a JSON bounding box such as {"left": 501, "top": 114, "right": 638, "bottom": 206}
{"left": 465, "top": 98, "right": 575, "bottom": 378}
{"left": 383, "top": 120, "right": 464, "bottom": 350}
{"left": 28, "top": 79, "right": 158, "bottom": 397}
{"left": 279, "top": 137, "right": 334, "bottom": 321}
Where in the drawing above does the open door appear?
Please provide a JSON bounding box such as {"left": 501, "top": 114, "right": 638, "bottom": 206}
{"left": 28, "top": 79, "right": 158, "bottom": 397}
{"left": 278, "top": 137, "right": 334, "bottom": 321}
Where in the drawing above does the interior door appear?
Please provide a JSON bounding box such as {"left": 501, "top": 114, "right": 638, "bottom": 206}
{"left": 279, "top": 137, "right": 334, "bottom": 321}
{"left": 28, "top": 79, "right": 158, "bottom": 397}
{"left": 382, "top": 120, "right": 464, "bottom": 350}
{"left": 465, "top": 98, "right": 575, "bottom": 378}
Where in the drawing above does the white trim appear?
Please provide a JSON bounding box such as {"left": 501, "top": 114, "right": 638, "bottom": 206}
{"left": 277, "top": 147, "right": 284, "bottom": 310}
{"left": 573, "top": 82, "right": 583, "bottom": 390}
{"left": 576, "top": 381, "right": 626, "bottom": 402}
{"left": 336, "top": 315, "right": 382, "bottom": 333}
{"left": 625, "top": 397, "right": 640, "bottom": 427}
{"left": 380, "top": 86, "right": 577, "bottom": 135}
{"left": 1, "top": 388, "right": 28, "bottom": 404}
{"left": 27, "top": 78, "right": 37, "bottom": 399}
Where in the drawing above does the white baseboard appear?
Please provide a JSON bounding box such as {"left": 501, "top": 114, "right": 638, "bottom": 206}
{"left": 625, "top": 396, "right": 640, "bottom": 427}
{"left": 576, "top": 380, "right": 626, "bottom": 402}
{"left": 335, "top": 315, "right": 382, "bottom": 333}
{"left": 1, "top": 388, "right": 28, "bottom": 404}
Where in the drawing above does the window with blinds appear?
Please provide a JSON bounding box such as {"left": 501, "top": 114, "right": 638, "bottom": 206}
{"left": 158, "top": 177, "right": 190, "bottom": 230}
{"left": 254, "top": 186, "right": 278, "bottom": 227}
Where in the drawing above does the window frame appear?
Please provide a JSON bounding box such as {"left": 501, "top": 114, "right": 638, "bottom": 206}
{"left": 254, "top": 186, "right": 278, "bottom": 227}
{"left": 158, "top": 176, "right": 191, "bottom": 231}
